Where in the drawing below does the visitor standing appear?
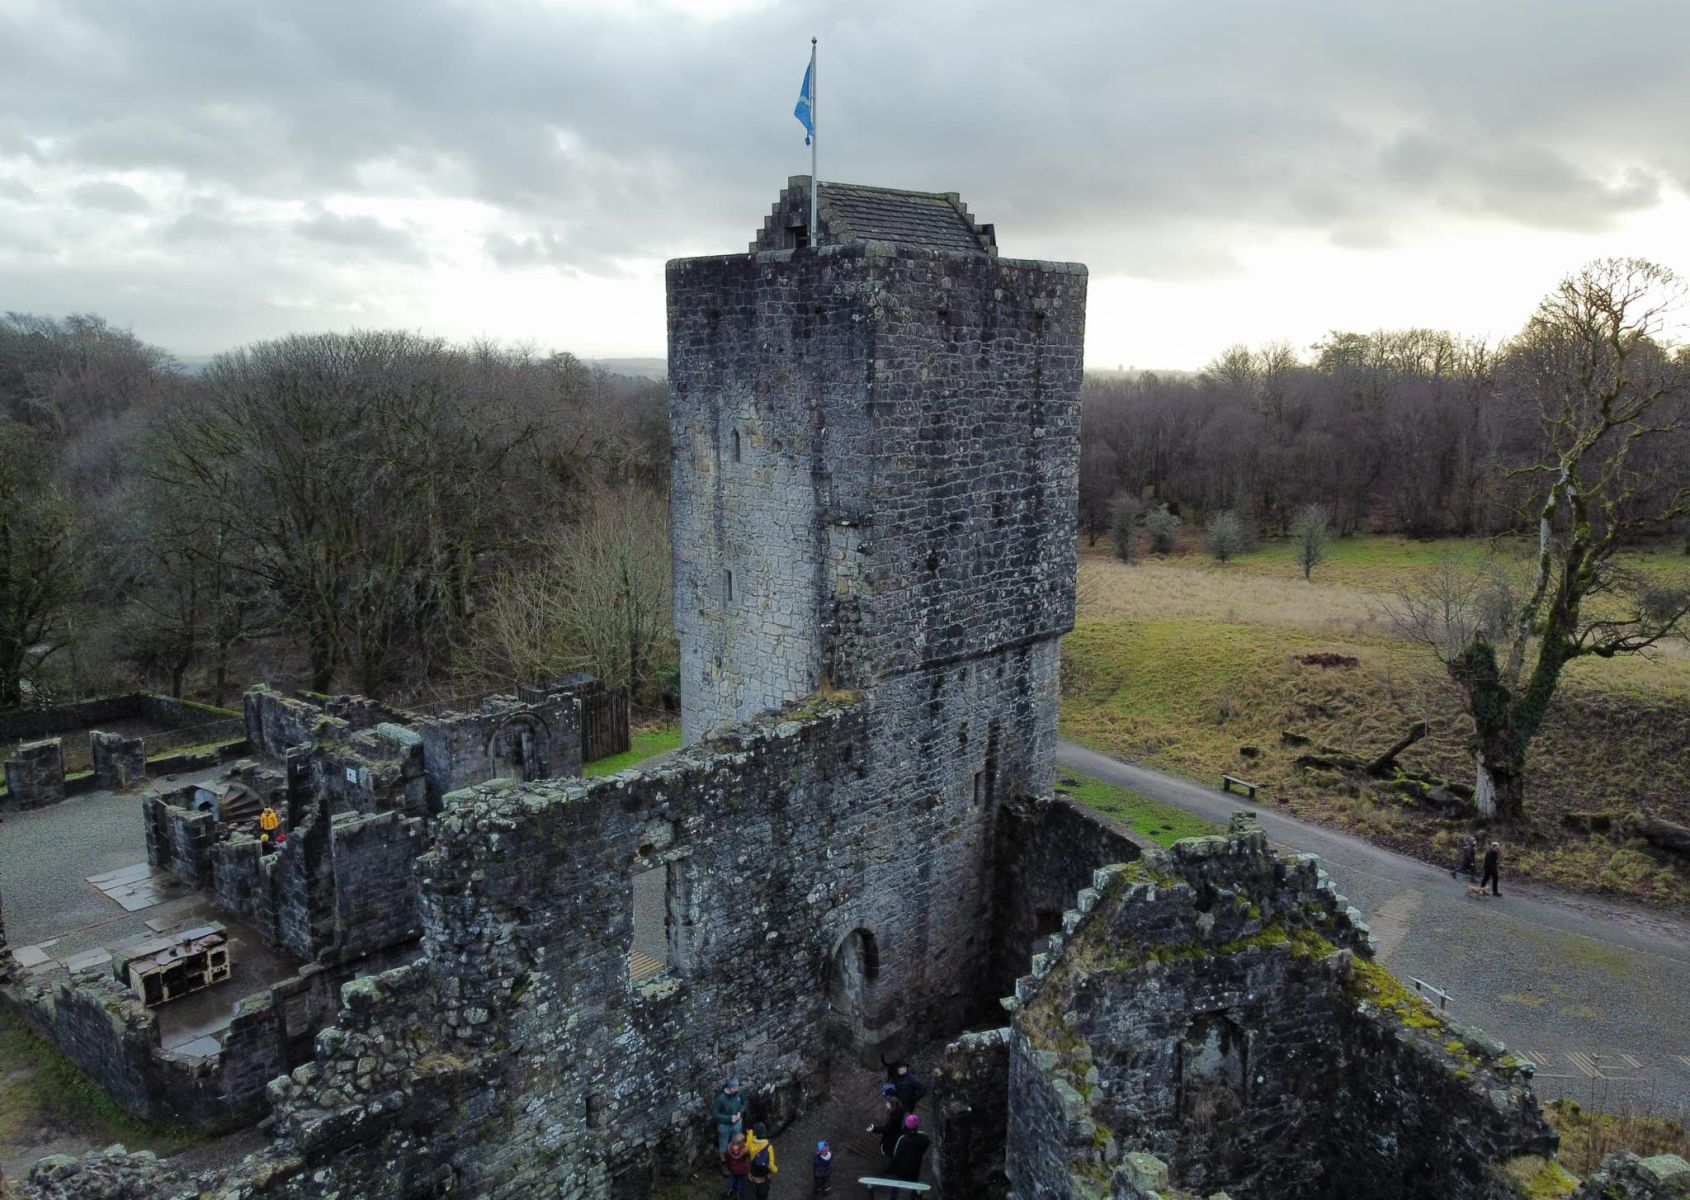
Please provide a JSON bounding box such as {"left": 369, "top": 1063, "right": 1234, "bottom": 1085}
{"left": 713, "top": 1077, "right": 746, "bottom": 1162}
{"left": 812, "top": 1140, "right": 833, "bottom": 1195}
{"left": 1481, "top": 841, "right": 1502, "bottom": 897}
{"left": 726, "top": 1132, "right": 751, "bottom": 1198}
{"left": 882, "top": 1058, "right": 927, "bottom": 1111}
{"left": 889, "top": 1113, "right": 931, "bottom": 1186}
{"left": 745, "top": 1124, "right": 778, "bottom": 1200}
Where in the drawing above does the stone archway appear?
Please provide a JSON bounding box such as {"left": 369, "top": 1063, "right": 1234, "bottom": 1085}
{"left": 826, "top": 927, "right": 892, "bottom": 1064}
{"left": 488, "top": 716, "right": 547, "bottom": 781}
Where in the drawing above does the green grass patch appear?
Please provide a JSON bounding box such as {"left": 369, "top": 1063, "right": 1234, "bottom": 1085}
{"left": 0, "top": 1011, "right": 202, "bottom": 1160}
{"left": 584, "top": 727, "right": 682, "bottom": 777}
{"left": 1054, "top": 770, "right": 1220, "bottom": 847}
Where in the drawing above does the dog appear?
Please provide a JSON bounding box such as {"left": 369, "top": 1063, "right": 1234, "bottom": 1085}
{"left": 1464, "top": 883, "right": 1490, "bottom": 900}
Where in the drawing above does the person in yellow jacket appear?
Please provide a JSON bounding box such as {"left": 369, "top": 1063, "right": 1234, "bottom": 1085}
{"left": 258, "top": 807, "right": 281, "bottom": 833}
{"left": 744, "top": 1124, "right": 777, "bottom": 1199}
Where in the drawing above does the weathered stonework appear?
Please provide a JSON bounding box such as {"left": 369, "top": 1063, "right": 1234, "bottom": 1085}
{"left": 1002, "top": 829, "right": 1557, "bottom": 1200}
{"left": 4, "top": 737, "right": 66, "bottom": 808}
{"left": 90, "top": 729, "right": 147, "bottom": 789}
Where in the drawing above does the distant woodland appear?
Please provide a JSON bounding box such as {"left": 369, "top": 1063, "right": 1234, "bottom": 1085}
{"left": 0, "top": 316, "right": 673, "bottom": 709}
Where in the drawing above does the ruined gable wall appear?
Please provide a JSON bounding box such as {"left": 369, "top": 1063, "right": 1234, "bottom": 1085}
{"left": 1005, "top": 835, "right": 1554, "bottom": 1200}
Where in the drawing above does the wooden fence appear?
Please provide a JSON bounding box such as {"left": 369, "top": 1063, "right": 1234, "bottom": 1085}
{"left": 581, "top": 688, "right": 631, "bottom": 762}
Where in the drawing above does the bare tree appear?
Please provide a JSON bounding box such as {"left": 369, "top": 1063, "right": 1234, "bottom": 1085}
{"left": 468, "top": 489, "right": 676, "bottom": 704}
{"left": 1291, "top": 504, "right": 1331, "bottom": 581}
{"left": 0, "top": 421, "right": 81, "bottom": 705}
{"left": 1390, "top": 260, "right": 1690, "bottom": 819}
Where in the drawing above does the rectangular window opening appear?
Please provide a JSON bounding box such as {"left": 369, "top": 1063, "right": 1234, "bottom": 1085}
{"left": 724, "top": 569, "right": 734, "bottom": 603}
{"left": 630, "top": 865, "right": 668, "bottom": 985}
{"left": 974, "top": 769, "right": 988, "bottom": 806}
{"left": 731, "top": 428, "right": 742, "bottom": 462}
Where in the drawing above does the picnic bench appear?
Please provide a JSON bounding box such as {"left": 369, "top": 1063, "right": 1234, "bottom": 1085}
{"left": 858, "top": 1179, "right": 930, "bottom": 1195}
{"left": 1221, "top": 774, "right": 1258, "bottom": 799}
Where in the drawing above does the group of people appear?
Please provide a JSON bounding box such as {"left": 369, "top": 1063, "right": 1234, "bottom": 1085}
{"left": 1450, "top": 835, "right": 1503, "bottom": 896}
{"left": 710, "top": 1058, "right": 932, "bottom": 1197}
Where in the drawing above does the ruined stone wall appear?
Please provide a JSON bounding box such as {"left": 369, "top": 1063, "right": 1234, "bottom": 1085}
{"left": 1004, "top": 834, "right": 1555, "bottom": 1200}
{"left": 416, "top": 690, "right": 583, "bottom": 802}
{"left": 246, "top": 691, "right": 1035, "bottom": 1193}
{"left": 90, "top": 729, "right": 146, "bottom": 788}
{"left": 934, "top": 1028, "right": 1013, "bottom": 1200}
{"left": 330, "top": 809, "right": 424, "bottom": 959}
{"left": 3, "top": 738, "right": 66, "bottom": 809}
{"left": 667, "top": 243, "right": 1084, "bottom": 744}
{"left": 991, "top": 794, "right": 1142, "bottom": 1000}
{"left": 0, "top": 967, "right": 292, "bottom": 1130}
{"left": 143, "top": 795, "right": 215, "bottom": 888}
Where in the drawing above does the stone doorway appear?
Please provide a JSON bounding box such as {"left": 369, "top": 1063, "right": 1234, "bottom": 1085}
{"left": 487, "top": 717, "right": 545, "bottom": 781}
{"left": 827, "top": 927, "right": 897, "bottom": 1064}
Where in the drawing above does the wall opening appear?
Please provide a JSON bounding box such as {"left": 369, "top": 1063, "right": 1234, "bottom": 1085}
{"left": 724, "top": 569, "right": 734, "bottom": 603}
{"left": 630, "top": 859, "right": 693, "bottom": 986}
{"left": 630, "top": 865, "right": 667, "bottom": 984}
{"left": 826, "top": 928, "right": 886, "bottom": 1062}
{"left": 973, "top": 770, "right": 987, "bottom": 806}
{"left": 731, "top": 428, "right": 742, "bottom": 462}
{"left": 488, "top": 718, "right": 544, "bottom": 781}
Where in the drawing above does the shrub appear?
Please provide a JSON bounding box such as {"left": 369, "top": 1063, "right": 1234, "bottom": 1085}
{"left": 1110, "top": 495, "right": 1142, "bottom": 563}
{"left": 1291, "top": 504, "right": 1331, "bottom": 580}
{"left": 1206, "top": 510, "right": 1251, "bottom": 563}
{"left": 1144, "top": 504, "right": 1181, "bottom": 556}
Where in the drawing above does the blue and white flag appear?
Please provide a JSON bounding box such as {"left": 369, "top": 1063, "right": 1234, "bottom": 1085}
{"left": 794, "top": 61, "right": 815, "bottom": 144}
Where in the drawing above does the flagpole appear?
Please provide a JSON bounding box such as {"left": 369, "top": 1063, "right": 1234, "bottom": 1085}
{"left": 809, "top": 37, "right": 818, "bottom": 242}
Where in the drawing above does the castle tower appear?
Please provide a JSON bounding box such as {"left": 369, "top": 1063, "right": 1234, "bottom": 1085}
{"left": 668, "top": 178, "right": 1086, "bottom": 748}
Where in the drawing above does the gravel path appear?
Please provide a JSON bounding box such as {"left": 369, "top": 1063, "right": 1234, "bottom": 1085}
{"left": 1058, "top": 740, "right": 1690, "bottom": 1113}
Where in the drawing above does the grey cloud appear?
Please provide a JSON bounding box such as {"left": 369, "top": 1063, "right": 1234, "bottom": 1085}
{"left": 70, "top": 179, "right": 151, "bottom": 213}
{"left": 1, "top": 0, "right": 1688, "bottom": 351}
{"left": 295, "top": 210, "right": 425, "bottom": 263}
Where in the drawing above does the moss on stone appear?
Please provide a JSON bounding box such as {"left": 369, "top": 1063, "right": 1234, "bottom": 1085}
{"left": 1346, "top": 956, "right": 1446, "bottom": 1031}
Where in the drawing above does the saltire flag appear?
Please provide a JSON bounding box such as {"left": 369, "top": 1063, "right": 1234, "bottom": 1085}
{"left": 795, "top": 61, "right": 815, "bottom": 145}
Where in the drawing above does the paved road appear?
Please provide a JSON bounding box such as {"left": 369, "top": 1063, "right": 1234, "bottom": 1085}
{"left": 1057, "top": 741, "right": 1690, "bottom": 1114}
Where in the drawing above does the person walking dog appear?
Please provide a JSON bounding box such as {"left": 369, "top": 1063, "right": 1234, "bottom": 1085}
{"left": 1480, "top": 841, "right": 1502, "bottom": 897}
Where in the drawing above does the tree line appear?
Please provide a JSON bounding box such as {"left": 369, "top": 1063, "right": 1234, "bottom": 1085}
{"left": 1079, "top": 324, "right": 1690, "bottom": 549}
{"left": 0, "top": 317, "right": 677, "bottom": 709}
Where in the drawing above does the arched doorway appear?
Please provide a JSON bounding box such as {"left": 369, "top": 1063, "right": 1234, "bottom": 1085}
{"left": 488, "top": 717, "right": 547, "bottom": 781}
{"left": 826, "top": 928, "right": 885, "bottom": 1062}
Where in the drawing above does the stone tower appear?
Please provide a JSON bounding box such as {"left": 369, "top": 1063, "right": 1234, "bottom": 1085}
{"left": 669, "top": 180, "right": 1085, "bottom": 1042}
{"left": 669, "top": 177, "right": 1085, "bottom": 742}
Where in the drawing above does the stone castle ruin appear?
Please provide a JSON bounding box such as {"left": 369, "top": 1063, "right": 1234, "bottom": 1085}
{"left": 5, "top": 179, "right": 1686, "bottom": 1200}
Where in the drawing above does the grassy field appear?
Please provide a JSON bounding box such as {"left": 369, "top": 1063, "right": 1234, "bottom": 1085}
{"left": 1064, "top": 535, "right": 1690, "bottom": 910}
{"left": 584, "top": 727, "right": 683, "bottom": 777}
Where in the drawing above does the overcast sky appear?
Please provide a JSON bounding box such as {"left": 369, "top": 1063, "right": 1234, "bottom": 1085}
{"left": 3, "top": 0, "right": 1689, "bottom": 369}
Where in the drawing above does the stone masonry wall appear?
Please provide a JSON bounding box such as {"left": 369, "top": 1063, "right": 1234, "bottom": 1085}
{"left": 329, "top": 809, "right": 424, "bottom": 959}
{"left": 1005, "top": 833, "right": 1555, "bottom": 1200}
{"left": 992, "top": 794, "right": 1143, "bottom": 1001}
{"left": 667, "top": 242, "right": 1085, "bottom": 743}
{"left": 4, "top": 738, "right": 66, "bottom": 809}
{"left": 244, "top": 686, "right": 1066, "bottom": 1197}
{"left": 416, "top": 689, "right": 583, "bottom": 802}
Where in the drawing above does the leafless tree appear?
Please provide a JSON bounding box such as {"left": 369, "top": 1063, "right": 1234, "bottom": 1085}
{"left": 1291, "top": 504, "right": 1331, "bottom": 581}
{"left": 0, "top": 421, "right": 81, "bottom": 705}
{"left": 467, "top": 489, "right": 676, "bottom": 704}
{"left": 1390, "top": 260, "right": 1690, "bottom": 819}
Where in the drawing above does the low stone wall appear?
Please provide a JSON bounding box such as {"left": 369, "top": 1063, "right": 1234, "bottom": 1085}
{"left": 331, "top": 810, "right": 424, "bottom": 958}
{"left": 143, "top": 795, "right": 215, "bottom": 888}
{"left": 0, "top": 694, "right": 237, "bottom": 744}
{"left": 3, "top": 738, "right": 65, "bottom": 809}
{"left": 1, "top": 968, "right": 289, "bottom": 1130}
{"left": 90, "top": 730, "right": 146, "bottom": 789}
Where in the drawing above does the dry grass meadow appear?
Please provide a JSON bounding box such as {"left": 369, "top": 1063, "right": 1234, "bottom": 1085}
{"left": 1062, "top": 535, "right": 1690, "bottom": 910}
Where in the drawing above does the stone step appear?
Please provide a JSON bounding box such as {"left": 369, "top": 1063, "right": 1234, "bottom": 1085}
{"left": 629, "top": 950, "right": 664, "bottom": 984}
